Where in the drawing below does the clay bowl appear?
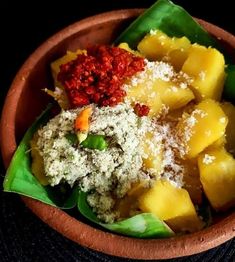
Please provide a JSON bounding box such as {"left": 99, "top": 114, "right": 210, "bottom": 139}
{"left": 1, "top": 9, "right": 235, "bottom": 260}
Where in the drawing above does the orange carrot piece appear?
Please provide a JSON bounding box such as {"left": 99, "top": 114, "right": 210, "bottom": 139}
{"left": 75, "top": 107, "right": 92, "bottom": 132}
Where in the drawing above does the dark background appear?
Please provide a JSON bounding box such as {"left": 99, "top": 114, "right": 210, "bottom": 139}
{"left": 1, "top": 0, "right": 235, "bottom": 261}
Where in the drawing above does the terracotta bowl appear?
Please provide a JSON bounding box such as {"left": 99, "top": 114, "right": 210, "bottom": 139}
{"left": 1, "top": 9, "right": 235, "bottom": 260}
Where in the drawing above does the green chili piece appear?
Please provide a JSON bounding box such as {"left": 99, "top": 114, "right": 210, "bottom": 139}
{"left": 81, "top": 134, "right": 108, "bottom": 150}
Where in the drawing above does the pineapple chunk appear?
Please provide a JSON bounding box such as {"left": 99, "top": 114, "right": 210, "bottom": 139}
{"left": 182, "top": 44, "right": 226, "bottom": 101}
{"left": 206, "top": 135, "right": 226, "bottom": 150}
{"left": 177, "top": 99, "right": 228, "bottom": 159}
{"left": 49, "top": 49, "right": 86, "bottom": 109}
{"left": 126, "top": 81, "right": 163, "bottom": 116}
{"left": 126, "top": 49, "right": 195, "bottom": 116}
{"left": 138, "top": 30, "right": 191, "bottom": 61}
{"left": 198, "top": 147, "right": 235, "bottom": 211}
{"left": 156, "top": 79, "right": 194, "bottom": 110}
{"left": 118, "top": 42, "right": 142, "bottom": 57}
{"left": 126, "top": 78, "right": 194, "bottom": 116}
{"left": 221, "top": 102, "right": 235, "bottom": 155}
{"left": 51, "top": 49, "right": 86, "bottom": 85}
{"left": 138, "top": 179, "right": 204, "bottom": 232}
{"left": 30, "top": 133, "right": 48, "bottom": 186}
{"left": 164, "top": 49, "right": 189, "bottom": 71}
{"left": 141, "top": 132, "right": 164, "bottom": 176}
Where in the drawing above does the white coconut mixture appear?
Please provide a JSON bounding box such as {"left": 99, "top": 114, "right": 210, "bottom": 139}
{"left": 35, "top": 100, "right": 186, "bottom": 222}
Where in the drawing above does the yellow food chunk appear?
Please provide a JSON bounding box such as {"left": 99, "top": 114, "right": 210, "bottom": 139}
{"left": 141, "top": 132, "right": 164, "bottom": 176}
{"left": 138, "top": 30, "right": 191, "bottom": 61}
{"left": 206, "top": 135, "right": 226, "bottom": 150}
{"left": 221, "top": 102, "right": 235, "bottom": 155}
{"left": 51, "top": 49, "right": 86, "bottom": 84}
{"left": 118, "top": 42, "right": 142, "bottom": 56}
{"left": 30, "top": 133, "right": 48, "bottom": 186}
{"left": 177, "top": 99, "right": 228, "bottom": 159}
{"left": 126, "top": 78, "right": 194, "bottom": 116}
{"left": 49, "top": 49, "right": 86, "bottom": 109}
{"left": 156, "top": 80, "right": 194, "bottom": 110}
{"left": 138, "top": 179, "right": 204, "bottom": 232}
{"left": 126, "top": 80, "right": 163, "bottom": 116}
{"left": 198, "top": 147, "right": 235, "bottom": 211}
{"left": 164, "top": 48, "right": 189, "bottom": 71}
{"left": 182, "top": 44, "right": 225, "bottom": 101}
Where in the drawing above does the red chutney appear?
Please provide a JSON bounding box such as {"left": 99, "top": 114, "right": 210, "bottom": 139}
{"left": 57, "top": 45, "right": 145, "bottom": 107}
{"left": 134, "top": 103, "right": 150, "bottom": 117}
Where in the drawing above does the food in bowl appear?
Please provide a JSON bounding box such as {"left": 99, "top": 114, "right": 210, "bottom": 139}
{"left": 3, "top": 0, "right": 235, "bottom": 238}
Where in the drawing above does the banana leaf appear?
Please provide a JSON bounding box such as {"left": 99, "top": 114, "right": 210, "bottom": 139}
{"left": 3, "top": 104, "right": 78, "bottom": 209}
{"left": 114, "top": 0, "right": 218, "bottom": 49}
{"left": 115, "top": 0, "right": 235, "bottom": 102}
{"left": 77, "top": 191, "right": 174, "bottom": 238}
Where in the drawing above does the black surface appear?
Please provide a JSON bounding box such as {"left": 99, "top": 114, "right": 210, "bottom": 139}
{"left": 1, "top": 0, "right": 235, "bottom": 261}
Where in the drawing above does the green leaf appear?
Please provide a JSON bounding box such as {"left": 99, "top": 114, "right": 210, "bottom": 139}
{"left": 103, "top": 213, "right": 174, "bottom": 238}
{"left": 114, "top": 0, "right": 218, "bottom": 49}
{"left": 3, "top": 104, "right": 78, "bottom": 209}
{"left": 77, "top": 191, "right": 174, "bottom": 238}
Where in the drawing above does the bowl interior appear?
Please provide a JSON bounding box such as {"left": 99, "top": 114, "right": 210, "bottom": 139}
{"left": 1, "top": 9, "right": 235, "bottom": 260}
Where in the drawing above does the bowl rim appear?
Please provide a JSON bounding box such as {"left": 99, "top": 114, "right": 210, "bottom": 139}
{"left": 1, "top": 9, "right": 235, "bottom": 260}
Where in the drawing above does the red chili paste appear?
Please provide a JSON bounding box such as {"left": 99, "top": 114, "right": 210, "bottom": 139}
{"left": 134, "top": 103, "right": 150, "bottom": 117}
{"left": 57, "top": 45, "right": 145, "bottom": 107}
